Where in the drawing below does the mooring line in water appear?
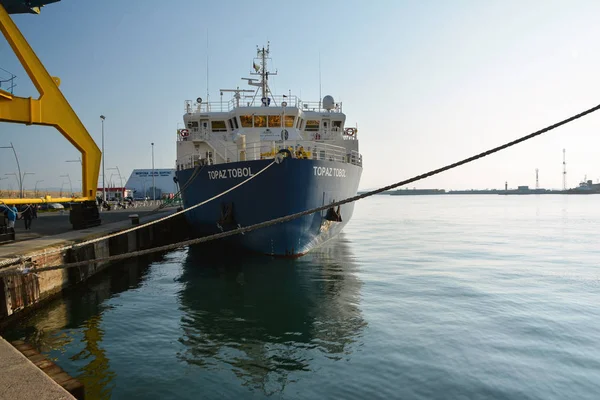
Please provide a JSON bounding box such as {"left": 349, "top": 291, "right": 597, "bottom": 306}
{"left": 2, "top": 102, "right": 600, "bottom": 277}
{"left": 0, "top": 160, "right": 276, "bottom": 271}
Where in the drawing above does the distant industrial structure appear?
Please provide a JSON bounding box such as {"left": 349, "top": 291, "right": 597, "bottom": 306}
{"left": 381, "top": 148, "right": 600, "bottom": 196}
{"left": 563, "top": 148, "right": 567, "bottom": 190}
{"left": 124, "top": 169, "right": 177, "bottom": 200}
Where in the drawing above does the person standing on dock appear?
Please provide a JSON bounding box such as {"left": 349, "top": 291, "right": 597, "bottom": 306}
{"left": 22, "top": 204, "right": 33, "bottom": 230}
{"left": 0, "top": 204, "right": 18, "bottom": 229}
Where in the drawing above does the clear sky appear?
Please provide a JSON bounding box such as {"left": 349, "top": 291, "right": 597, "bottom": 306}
{"left": 2, "top": 0, "right": 600, "bottom": 192}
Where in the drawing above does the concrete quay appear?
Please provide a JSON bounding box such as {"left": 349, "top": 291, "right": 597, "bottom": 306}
{"left": 0, "top": 336, "right": 76, "bottom": 400}
{"left": 0, "top": 205, "right": 192, "bottom": 400}
{"left": 0, "top": 205, "right": 191, "bottom": 324}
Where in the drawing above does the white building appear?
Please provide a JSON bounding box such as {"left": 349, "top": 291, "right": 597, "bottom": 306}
{"left": 124, "top": 169, "right": 178, "bottom": 200}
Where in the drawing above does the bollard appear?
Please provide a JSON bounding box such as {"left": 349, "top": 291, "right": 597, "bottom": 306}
{"left": 129, "top": 214, "right": 140, "bottom": 225}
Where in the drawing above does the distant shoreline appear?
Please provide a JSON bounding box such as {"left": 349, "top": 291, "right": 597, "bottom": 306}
{"left": 358, "top": 189, "right": 600, "bottom": 196}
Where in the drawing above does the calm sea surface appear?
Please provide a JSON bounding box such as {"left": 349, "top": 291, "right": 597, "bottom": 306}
{"left": 4, "top": 195, "right": 600, "bottom": 399}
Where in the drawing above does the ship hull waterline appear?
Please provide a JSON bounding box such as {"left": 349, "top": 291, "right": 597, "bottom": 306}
{"left": 176, "top": 158, "right": 362, "bottom": 257}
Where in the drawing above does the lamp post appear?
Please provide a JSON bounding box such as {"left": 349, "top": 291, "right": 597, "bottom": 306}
{"left": 60, "top": 174, "right": 72, "bottom": 196}
{"left": 100, "top": 115, "right": 106, "bottom": 202}
{"left": 5, "top": 173, "right": 18, "bottom": 197}
{"left": 108, "top": 167, "right": 122, "bottom": 187}
{"left": 0, "top": 177, "right": 6, "bottom": 197}
{"left": 108, "top": 167, "right": 123, "bottom": 200}
{"left": 0, "top": 142, "right": 23, "bottom": 197}
{"left": 151, "top": 142, "right": 155, "bottom": 201}
{"left": 4, "top": 172, "right": 30, "bottom": 198}
{"left": 66, "top": 157, "right": 82, "bottom": 165}
{"left": 21, "top": 172, "right": 34, "bottom": 197}
{"left": 34, "top": 179, "right": 44, "bottom": 197}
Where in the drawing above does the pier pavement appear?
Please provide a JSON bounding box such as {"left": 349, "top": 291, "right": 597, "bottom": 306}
{"left": 0, "top": 206, "right": 175, "bottom": 260}
{"left": 0, "top": 336, "right": 76, "bottom": 400}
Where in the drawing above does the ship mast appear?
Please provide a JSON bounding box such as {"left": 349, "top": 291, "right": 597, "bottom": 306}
{"left": 245, "top": 42, "right": 277, "bottom": 106}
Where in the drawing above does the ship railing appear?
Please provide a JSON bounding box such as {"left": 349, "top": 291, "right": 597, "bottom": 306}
{"left": 201, "top": 138, "right": 359, "bottom": 165}
{"left": 349, "top": 150, "right": 362, "bottom": 167}
{"left": 177, "top": 135, "right": 362, "bottom": 169}
{"left": 204, "top": 134, "right": 238, "bottom": 163}
{"left": 176, "top": 153, "right": 217, "bottom": 171}
{"left": 184, "top": 95, "right": 343, "bottom": 113}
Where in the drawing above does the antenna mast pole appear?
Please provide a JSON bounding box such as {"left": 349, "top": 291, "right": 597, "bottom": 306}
{"left": 536, "top": 168, "right": 539, "bottom": 189}
{"left": 247, "top": 42, "right": 277, "bottom": 106}
{"left": 319, "top": 51, "right": 322, "bottom": 111}
{"left": 206, "top": 29, "right": 209, "bottom": 109}
{"left": 563, "top": 148, "right": 567, "bottom": 190}
{"left": 261, "top": 45, "right": 267, "bottom": 100}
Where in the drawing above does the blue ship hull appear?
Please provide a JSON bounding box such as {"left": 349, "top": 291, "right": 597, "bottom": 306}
{"left": 176, "top": 158, "right": 362, "bottom": 256}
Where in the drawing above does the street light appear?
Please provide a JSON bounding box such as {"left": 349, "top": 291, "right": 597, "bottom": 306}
{"left": 34, "top": 179, "right": 44, "bottom": 197}
{"left": 0, "top": 142, "right": 22, "bottom": 197}
{"left": 60, "top": 174, "right": 72, "bottom": 196}
{"left": 5, "top": 173, "right": 18, "bottom": 186}
{"left": 100, "top": 115, "right": 106, "bottom": 202}
{"left": 5, "top": 171, "right": 33, "bottom": 198}
{"left": 21, "top": 172, "right": 34, "bottom": 196}
{"left": 107, "top": 166, "right": 123, "bottom": 187}
{"left": 108, "top": 166, "right": 123, "bottom": 201}
{"left": 0, "top": 177, "right": 7, "bottom": 197}
{"left": 65, "top": 157, "right": 82, "bottom": 165}
{"left": 151, "top": 142, "right": 155, "bottom": 201}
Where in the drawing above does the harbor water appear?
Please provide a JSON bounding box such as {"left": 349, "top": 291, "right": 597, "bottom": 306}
{"left": 4, "top": 195, "right": 600, "bottom": 399}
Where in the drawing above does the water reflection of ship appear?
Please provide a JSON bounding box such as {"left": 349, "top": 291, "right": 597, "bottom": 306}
{"left": 4, "top": 254, "right": 165, "bottom": 400}
{"left": 176, "top": 236, "right": 366, "bottom": 395}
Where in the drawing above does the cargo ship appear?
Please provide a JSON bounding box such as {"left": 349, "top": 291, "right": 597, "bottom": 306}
{"left": 175, "top": 44, "right": 363, "bottom": 257}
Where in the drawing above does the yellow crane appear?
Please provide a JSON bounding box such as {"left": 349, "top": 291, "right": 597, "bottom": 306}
{"left": 0, "top": 1, "right": 101, "bottom": 227}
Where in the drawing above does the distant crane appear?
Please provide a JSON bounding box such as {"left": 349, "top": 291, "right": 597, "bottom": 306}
{"left": 535, "top": 168, "right": 539, "bottom": 189}
{"left": 563, "top": 149, "right": 567, "bottom": 190}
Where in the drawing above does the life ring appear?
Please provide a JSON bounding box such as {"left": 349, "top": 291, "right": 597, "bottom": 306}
{"left": 281, "top": 129, "right": 289, "bottom": 141}
{"left": 344, "top": 128, "right": 356, "bottom": 136}
{"left": 180, "top": 129, "right": 190, "bottom": 137}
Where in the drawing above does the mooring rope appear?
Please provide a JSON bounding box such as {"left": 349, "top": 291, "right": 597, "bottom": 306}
{"left": 1, "top": 102, "right": 600, "bottom": 278}
{"left": 149, "top": 162, "right": 206, "bottom": 213}
{"left": 0, "top": 160, "right": 276, "bottom": 270}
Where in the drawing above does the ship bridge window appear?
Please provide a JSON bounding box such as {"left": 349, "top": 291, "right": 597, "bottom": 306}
{"left": 333, "top": 121, "right": 342, "bottom": 129}
{"left": 228, "top": 119, "right": 234, "bottom": 130}
{"left": 187, "top": 121, "right": 199, "bottom": 129}
{"left": 240, "top": 115, "right": 253, "bottom": 127}
{"left": 305, "top": 120, "right": 320, "bottom": 131}
{"left": 211, "top": 120, "right": 227, "bottom": 132}
{"left": 268, "top": 115, "right": 281, "bottom": 127}
{"left": 296, "top": 118, "right": 303, "bottom": 129}
{"left": 285, "top": 115, "right": 295, "bottom": 127}
{"left": 233, "top": 117, "right": 239, "bottom": 129}
{"left": 254, "top": 115, "right": 267, "bottom": 128}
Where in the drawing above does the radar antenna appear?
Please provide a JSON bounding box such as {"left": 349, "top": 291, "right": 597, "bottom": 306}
{"left": 219, "top": 87, "right": 254, "bottom": 107}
